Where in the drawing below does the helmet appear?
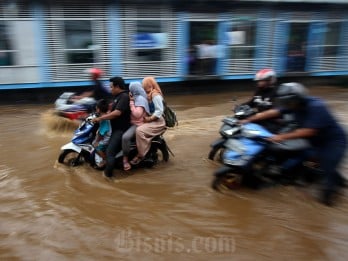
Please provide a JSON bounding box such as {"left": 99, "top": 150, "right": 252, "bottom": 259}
{"left": 254, "top": 68, "right": 277, "bottom": 84}
{"left": 85, "top": 68, "right": 103, "bottom": 78}
{"left": 276, "top": 82, "right": 308, "bottom": 106}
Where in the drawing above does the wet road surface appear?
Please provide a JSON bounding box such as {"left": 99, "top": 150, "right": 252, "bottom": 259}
{"left": 0, "top": 86, "right": 348, "bottom": 260}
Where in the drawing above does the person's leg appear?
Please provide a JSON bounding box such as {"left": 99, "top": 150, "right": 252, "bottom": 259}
{"left": 319, "top": 142, "right": 346, "bottom": 205}
{"left": 122, "top": 125, "right": 137, "bottom": 158}
{"left": 134, "top": 124, "right": 151, "bottom": 158}
{"left": 122, "top": 125, "right": 136, "bottom": 170}
{"left": 104, "top": 130, "right": 123, "bottom": 177}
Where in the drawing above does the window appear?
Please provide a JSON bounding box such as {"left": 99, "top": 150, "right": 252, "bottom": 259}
{"left": 227, "top": 19, "right": 256, "bottom": 60}
{"left": 286, "top": 23, "right": 308, "bottom": 72}
{"left": 64, "top": 20, "right": 94, "bottom": 63}
{"left": 323, "top": 22, "right": 341, "bottom": 57}
{"left": 0, "top": 21, "right": 14, "bottom": 66}
{"left": 132, "top": 20, "right": 165, "bottom": 62}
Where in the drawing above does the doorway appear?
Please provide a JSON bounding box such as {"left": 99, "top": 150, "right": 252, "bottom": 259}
{"left": 187, "top": 21, "right": 218, "bottom": 76}
{"left": 286, "top": 22, "right": 309, "bottom": 72}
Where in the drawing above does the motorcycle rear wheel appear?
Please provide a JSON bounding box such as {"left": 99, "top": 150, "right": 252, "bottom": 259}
{"left": 58, "top": 149, "right": 84, "bottom": 167}
{"left": 158, "top": 143, "right": 170, "bottom": 162}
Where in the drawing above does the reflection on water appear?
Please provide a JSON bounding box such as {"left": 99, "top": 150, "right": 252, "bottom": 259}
{"left": 0, "top": 87, "right": 348, "bottom": 260}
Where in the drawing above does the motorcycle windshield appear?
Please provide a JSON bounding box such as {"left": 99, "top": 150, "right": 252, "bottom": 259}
{"left": 72, "top": 121, "right": 95, "bottom": 145}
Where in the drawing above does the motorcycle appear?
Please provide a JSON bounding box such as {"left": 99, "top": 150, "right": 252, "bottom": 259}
{"left": 54, "top": 92, "right": 97, "bottom": 120}
{"left": 211, "top": 122, "right": 320, "bottom": 191}
{"left": 208, "top": 104, "right": 256, "bottom": 161}
{"left": 57, "top": 113, "right": 172, "bottom": 170}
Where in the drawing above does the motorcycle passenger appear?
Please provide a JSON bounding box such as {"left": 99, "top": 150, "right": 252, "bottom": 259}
{"left": 92, "top": 99, "right": 112, "bottom": 169}
{"left": 122, "top": 82, "right": 150, "bottom": 171}
{"left": 70, "top": 68, "right": 112, "bottom": 103}
{"left": 241, "top": 68, "right": 277, "bottom": 112}
{"left": 130, "top": 77, "right": 166, "bottom": 165}
{"left": 92, "top": 76, "right": 131, "bottom": 177}
{"left": 240, "top": 82, "right": 347, "bottom": 206}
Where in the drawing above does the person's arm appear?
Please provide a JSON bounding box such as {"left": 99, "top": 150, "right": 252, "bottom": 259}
{"left": 144, "top": 95, "right": 164, "bottom": 123}
{"left": 74, "top": 90, "right": 94, "bottom": 100}
{"left": 130, "top": 101, "right": 145, "bottom": 119}
{"left": 240, "top": 108, "right": 281, "bottom": 124}
{"left": 93, "top": 93, "right": 129, "bottom": 123}
{"left": 268, "top": 128, "right": 317, "bottom": 143}
{"left": 93, "top": 109, "right": 122, "bottom": 123}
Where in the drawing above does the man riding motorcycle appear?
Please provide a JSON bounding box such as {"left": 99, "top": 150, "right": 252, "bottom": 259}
{"left": 241, "top": 68, "right": 277, "bottom": 112}
{"left": 240, "top": 82, "right": 347, "bottom": 206}
{"left": 239, "top": 68, "right": 282, "bottom": 132}
{"left": 70, "top": 68, "right": 112, "bottom": 103}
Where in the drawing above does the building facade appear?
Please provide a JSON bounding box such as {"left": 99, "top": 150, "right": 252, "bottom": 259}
{"left": 0, "top": 0, "right": 347, "bottom": 90}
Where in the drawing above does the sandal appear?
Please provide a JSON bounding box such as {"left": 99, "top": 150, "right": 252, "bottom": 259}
{"left": 130, "top": 156, "right": 143, "bottom": 165}
{"left": 123, "top": 161, "right": 131, "bottom": 171}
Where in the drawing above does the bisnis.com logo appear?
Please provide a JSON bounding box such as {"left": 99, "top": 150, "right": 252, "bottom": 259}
{"left": 114, "top": 228, "right": 236, "bottom": 254}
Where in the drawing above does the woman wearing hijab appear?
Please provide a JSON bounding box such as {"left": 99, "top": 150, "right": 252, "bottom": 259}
{"left": 122, "top": 82, "right": 150, "bottom": 171}
{"left": 130, "top": 77, "right": 166, "bottom": 165}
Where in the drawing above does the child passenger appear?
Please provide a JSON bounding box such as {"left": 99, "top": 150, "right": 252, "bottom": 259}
{"left": 92, "top": 99, "right": 112, "bottom": 168}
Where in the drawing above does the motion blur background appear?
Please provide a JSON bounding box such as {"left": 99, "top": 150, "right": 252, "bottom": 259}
{"left": 0, "top": 0, "right": 348, "bottom": 93}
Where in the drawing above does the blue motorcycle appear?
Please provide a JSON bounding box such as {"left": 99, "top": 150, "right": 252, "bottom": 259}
{"left": 211, "top": 122, "right": 318, "bottom": 191}
{"left": 208, "top": 105, "right": 256, "bottom": 161}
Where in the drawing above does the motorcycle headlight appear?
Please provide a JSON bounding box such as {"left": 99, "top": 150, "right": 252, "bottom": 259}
{"left": 221, "top": 126, "right": 240, "bottom": 137}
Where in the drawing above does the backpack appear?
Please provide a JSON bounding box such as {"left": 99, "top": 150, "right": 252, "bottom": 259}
{"left": 163, "top": 101, "right": 178, "bottom": 128}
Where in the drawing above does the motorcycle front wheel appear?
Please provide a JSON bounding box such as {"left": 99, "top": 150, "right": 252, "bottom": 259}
{"left": 208, "top": 147, "right": 225, "bottom": 161}
{"left": 58, "top": 149, "right": 84, "bottom": 167}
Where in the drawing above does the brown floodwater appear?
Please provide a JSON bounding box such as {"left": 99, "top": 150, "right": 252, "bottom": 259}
{"left": 0, "top": 86, "right": 348, "bottom": 260}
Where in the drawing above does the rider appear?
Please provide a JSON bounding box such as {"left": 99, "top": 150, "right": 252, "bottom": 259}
{"left": 70, "top": 68, "right": 112, "bottom": 103}
{"left": 240, "top": 82, "right": 347, "bottom": 206}
{"left": 241, "top": 68, "right": 277, "bottom": 112}
{"left": 92, "top": 76, "right": 131, "bottom": 178}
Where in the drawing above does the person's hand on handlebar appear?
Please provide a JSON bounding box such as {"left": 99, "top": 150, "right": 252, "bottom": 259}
{"left": 238, "top": 119, "right": 250, "bottom": 125}
{"left": 91, "top": 117, "right": 100, "bottom": 124}
{"left": 267, "top": 134, "right": 285, "bottom": 143}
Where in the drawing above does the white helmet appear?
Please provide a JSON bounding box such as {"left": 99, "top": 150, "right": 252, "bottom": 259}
{"left": 254, "top": 68, "right": 277, "bottom": 84}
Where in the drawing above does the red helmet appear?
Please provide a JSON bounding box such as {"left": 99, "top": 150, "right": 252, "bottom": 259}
{"left": 86, "top": 68, "right": 103, "bottom": 78}
{"left": 254, "top": 68, "right": 276, "bottom": 84}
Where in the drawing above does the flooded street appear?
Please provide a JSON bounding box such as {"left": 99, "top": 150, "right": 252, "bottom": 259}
{"left": 1, "top": 86, "right": 348, "bottom": 260}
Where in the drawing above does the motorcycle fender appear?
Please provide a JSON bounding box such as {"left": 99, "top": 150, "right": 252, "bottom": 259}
{"left": 210, "top": 138, "right": 226, "bottom": 148}
{"left": 61, "top": 142, "right": 82, "bottom": 153}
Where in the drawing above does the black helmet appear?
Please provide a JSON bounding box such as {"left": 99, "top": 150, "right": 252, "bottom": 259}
{"left": 276, "top": 82, "right": 308, "bottom": 107}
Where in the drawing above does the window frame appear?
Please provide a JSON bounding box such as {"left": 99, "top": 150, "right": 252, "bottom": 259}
{"left": 226, "top": 18, "right": 257, "bottom": 60}
{"left": 0, "top": 21, "right": 15, "bottom": 66}
{"left": 63, "top": 20, "right": 96, "bottom": 64}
